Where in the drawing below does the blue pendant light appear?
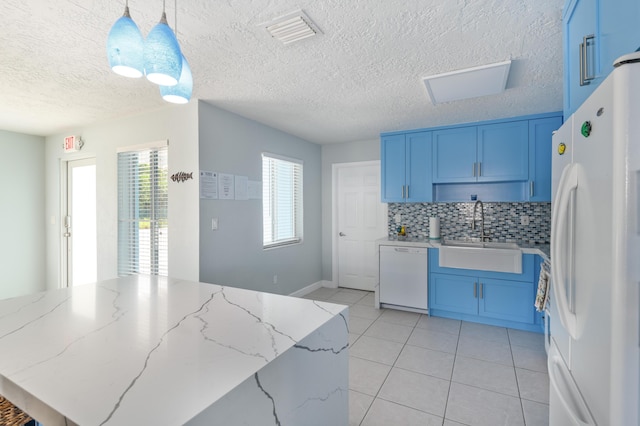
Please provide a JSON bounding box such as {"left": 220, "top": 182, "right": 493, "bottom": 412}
{"left": 160, "top": 55, "right": 192, "bottom": 103}
{"left": 106, "top": 2, "right": 144, "bottom": 78}
{"left": 160, "top": 1, "right": 192, "bottom": 104}
{"left": 144, "top": 1, "right": 182, "bottom": 86}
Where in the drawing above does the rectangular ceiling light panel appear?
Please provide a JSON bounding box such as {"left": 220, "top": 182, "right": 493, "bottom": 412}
{"left": 422, "top": 60, "right": 512, "bottom": 104}
{"left": 265, "top": 10, "right": 322, "bottom": 45}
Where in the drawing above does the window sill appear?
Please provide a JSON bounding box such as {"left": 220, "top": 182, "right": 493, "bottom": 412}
{"left": 263, "top": 238, "right": 302, "bottom": 250}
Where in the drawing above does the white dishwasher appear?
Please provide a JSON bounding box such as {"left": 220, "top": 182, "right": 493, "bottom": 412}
{"left": 379, "top": 245, "right": 428, "bottom": 313}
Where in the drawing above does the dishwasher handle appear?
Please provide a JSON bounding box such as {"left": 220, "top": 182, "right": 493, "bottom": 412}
{"left": 379, "top": 246, "right": 428, "bottom": 256}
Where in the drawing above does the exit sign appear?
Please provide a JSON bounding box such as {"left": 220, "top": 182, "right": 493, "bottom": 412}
{"left": 63, "top": 135, "right": 82, "bottom": 152}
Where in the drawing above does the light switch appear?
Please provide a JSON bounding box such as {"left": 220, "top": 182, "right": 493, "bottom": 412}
{"left": 212, "top": 218, "right": 218, "bottom": 230}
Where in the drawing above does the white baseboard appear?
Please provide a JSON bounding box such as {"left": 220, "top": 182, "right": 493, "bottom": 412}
{"left": 288, "top": 280, "right": 339, "bottom": 297}
{"left": 288, "top": 281, "right": 324, "bottom": 298}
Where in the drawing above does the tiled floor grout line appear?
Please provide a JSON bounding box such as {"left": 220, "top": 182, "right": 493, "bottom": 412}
{"left": 508, "top": 331, "right": 529, "bottom": 425}
{"left": 441, "top": 319, "right": 463, "bottom": 426}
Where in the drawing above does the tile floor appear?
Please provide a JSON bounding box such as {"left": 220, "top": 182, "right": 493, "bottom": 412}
{"left": 302, "top": 287, "right": 549, "bottom": 426}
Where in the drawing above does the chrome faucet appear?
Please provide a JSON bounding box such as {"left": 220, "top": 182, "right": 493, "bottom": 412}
{"left": 472, "top": 200, "right": 490, "bottom": 241}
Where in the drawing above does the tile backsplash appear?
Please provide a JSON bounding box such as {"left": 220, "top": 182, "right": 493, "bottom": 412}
{"left": 388, "top": 202, "right": 551, "bottom": 244}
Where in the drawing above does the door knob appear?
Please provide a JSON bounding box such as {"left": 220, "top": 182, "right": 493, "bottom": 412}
{"left": 339, "top": 232, "right": 346, "bottom": 237}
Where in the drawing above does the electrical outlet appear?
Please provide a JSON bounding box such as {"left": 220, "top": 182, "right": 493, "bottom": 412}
{"left": 273, "top": 275, "right": 278, "bottom": 284}
{"left": 520, "top": 215, "right": 530, "bottom": 226}
{"left": 211, "top": 218, "right": 218, "bottom": 230}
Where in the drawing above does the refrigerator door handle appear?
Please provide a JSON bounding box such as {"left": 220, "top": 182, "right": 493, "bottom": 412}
{"left": 551, "top": 163, "right": 579, "bottom": 338}
{"left": 548, "top": 345, "right": 596, "bottom": 425}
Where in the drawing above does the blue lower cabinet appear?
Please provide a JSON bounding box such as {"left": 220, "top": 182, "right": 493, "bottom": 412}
{"left": 430, "top": 274, "right": 534, "bottom": 325}
{"left": 429, "top": 250, "right": 540, "bottom": 332}
{"left": 478, "top": 278, "right": 534, "bottom": 324}
{"left": 430, "top": 273, "right": 478, "bottom": 315}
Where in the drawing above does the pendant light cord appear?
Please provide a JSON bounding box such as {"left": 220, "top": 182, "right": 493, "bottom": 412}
{"left": 174, "top": 0, "right": 178, "bottom": 39}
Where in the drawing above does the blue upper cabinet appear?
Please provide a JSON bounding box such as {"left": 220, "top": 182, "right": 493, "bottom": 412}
{"left": 563, "top": 0, "right": 640, "bottom": 117}
{"left": 381, "top": 131, "right": 432, "bottom": 202}
{"left": 564, "top": 0, "right": 600, "bottom": 117}
{"left": 433, "top": 121, "right": 528, "bottom": 184}
{"left": 432, "top": 127, "right": 477, "bottom": 183}
{"left": 381, "top": 134, "right": 406, "bottom": 202}
{"left": 381, "top": 112, "right": 560, "bottom": 203}
{"left": 406, "top": 132, "right": 433, "bottom": 202}
{"left": 600, "top": 0, "right": 640, "bottom": 69}
{"left": 477, "top": 121, "right": 529, "bottom": 182}
{"left": 528, "top": 116, "right": 563, "bottom": 201}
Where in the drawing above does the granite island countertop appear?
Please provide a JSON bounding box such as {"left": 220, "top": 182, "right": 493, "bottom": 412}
{"left": 0, "top": 275, "right": 349, "bottom": 425}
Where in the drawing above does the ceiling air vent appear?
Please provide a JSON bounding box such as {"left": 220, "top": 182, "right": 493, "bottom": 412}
{"left": 264, "top": 10, "right": 322, "bottom": 45}
{"left": 422, "top": 60, "right": 512, "bottom": 105}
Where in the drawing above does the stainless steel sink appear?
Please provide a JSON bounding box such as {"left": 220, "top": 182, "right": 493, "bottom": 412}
{"left": 439, "top": 239, "right": 522, "bottom": 273}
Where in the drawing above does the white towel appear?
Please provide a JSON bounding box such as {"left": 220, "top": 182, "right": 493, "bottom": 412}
{"left": 534, "top": 264, "right": 550, "bottom": 312}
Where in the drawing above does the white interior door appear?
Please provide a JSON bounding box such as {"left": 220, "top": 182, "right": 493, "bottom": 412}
{"left": 64, "top": 158, "right": 97, "bottom": 287}
{"left": 335, "top": 162, "right": 387, "bottom": 291}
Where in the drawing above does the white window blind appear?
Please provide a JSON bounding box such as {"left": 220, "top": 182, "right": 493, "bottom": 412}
{"left": 117, "top": 146, "right": 168, "bottom": 276}
{"left": 262, "top": 153, "right": 303, "bottom": 248}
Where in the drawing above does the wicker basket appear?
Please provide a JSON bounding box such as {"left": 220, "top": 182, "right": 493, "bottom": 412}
{"left": 0, "top": 396, "right": 32, "bottom": 426}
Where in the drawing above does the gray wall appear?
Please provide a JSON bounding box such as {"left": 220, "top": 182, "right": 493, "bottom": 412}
{"left": 198, "top": 101, "right": 322, "bottom": 295}
{"left": 0, "top": 130, "right": 45, "bottom": 299}
{"left": 321, "top": 139, "right": 379, "bottom": 282}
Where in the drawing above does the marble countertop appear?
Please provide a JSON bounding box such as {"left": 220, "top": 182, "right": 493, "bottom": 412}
{"left": 376, "top": 237, "right": 550, "bottom": 262}
{"left": 0, "top": 276, "right": 348, "bottom": 425}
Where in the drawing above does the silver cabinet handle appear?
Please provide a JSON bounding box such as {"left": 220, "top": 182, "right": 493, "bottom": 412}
{"left": 480, "top": 283, "right": 484, "bottom": 299}
{"left": 472, "top": 163, "right": 476, "bottom": 177}
{"left": 401, "top": 185, "right": 405, "bottom": 199}
{"left": 580, "top": 34, "right": 595, "bottom": 86}
{"left": 339, "top": 232, "right": 346, "bottom": 237}
{"left": 478, "top": 162, "right": 482, "bottom": 177}
{"left": 474, "top": 282, "right": 478, "bottom": 298}
{"left": 406, "top": 185, "right": 410, "bottom": 199}
{"left": 530, "top": 181, "right": 534, "bottom": 198}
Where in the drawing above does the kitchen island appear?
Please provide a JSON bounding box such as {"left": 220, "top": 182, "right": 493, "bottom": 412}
{"left": 0, "top": 275, "right": 349, "bottom": 425}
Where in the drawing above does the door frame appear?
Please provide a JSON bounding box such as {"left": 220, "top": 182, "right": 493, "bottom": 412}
{"left": 331, "top": 160, "right": 387, "bottom": 289}
{"left": 60, "top": 155, "right": 96, "bottom": 289}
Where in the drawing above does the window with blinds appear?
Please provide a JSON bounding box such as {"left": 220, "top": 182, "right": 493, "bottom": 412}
{"left": 117, "top": 145, "right": 168, "bottom": 276}
{"left": 262, "top": 153, "right": 303, "bottom": 249}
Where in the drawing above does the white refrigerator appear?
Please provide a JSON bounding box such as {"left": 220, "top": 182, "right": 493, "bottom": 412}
{"left": 550, "top": 51, "right": 640, "bottom": 425}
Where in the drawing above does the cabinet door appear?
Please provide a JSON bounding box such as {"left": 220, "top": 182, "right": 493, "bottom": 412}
{"left": 406, "top": 132, "right": 432, "bottom": 202}
{"left": 477, "top": 121, "right": 529, "bottom": 182}
{"left": 478, "top": 278, "right": 534, "bottom": 323}
{"left": 600, "top": 0, "right": 640, "bottom": 81}
{"left": 430, "top": 273, "right": 478, "bottom": 315}
{"left": 564, "top": 0, "right": 601, "bottom": 117}
{"left": 381, "top": 134, "right": 406, "bottom": 202}
{"left": 529, "top": 116, "right": 562, "bottom": 201}
{"left": 432, "top": 127, "right": 477, "bottom": 183}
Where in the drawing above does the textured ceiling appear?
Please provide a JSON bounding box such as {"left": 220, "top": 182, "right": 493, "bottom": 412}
{"left": 0, "top": 0, "right": 563, "bottom": 144}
